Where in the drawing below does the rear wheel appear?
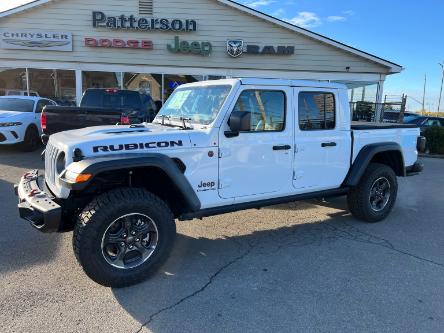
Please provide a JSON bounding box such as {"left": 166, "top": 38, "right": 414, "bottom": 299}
{"left": 21, "top": 126, "right": 40, "bottom": 152}
{"left": 73, "top": 188, "right": 176, "bottom": 287}
{"left": 347, "top": 163, "right": 398, "bottom": 223}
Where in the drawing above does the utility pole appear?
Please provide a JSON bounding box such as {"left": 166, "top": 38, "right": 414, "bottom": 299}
{"left": 439, "top": 62, "right": 444, "bottom": 112}
{"left": 422, "top": 74, "right": 426, "bottom": 114}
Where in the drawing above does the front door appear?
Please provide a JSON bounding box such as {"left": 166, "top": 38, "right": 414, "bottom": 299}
{"left": 218, "top": 86, "right": 293, "bottom": 199}
{"left": 292, "top": 88, "right": 351, "bottom": 191}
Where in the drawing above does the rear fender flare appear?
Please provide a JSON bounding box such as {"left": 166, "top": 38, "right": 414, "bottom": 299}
{"left": 344, "top": 142, "right": 405, "bottom": 187}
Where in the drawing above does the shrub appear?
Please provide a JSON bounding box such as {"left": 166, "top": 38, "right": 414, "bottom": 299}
{"left": 423, "top": 126, "right": 444, "bottom": 154}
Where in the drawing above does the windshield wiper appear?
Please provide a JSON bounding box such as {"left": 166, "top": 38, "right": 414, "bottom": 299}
{"left": 161, "top": 115, "right": 170, "bottom": 125}
{"left": 179, "top": 117, "right": 193, "bottom": 130}
{"left": 153, "top": 115, "right": 189, "bottom": 129}
{"left": 154, "top": 115, "right": 194, "bottom": 130}
{"left": 164, "top": 116, "right": 193, "bottom": 130}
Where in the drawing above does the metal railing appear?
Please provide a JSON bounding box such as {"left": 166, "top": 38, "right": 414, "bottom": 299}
{"left": 350, "top": 102, "right": 403, "bottom": 123}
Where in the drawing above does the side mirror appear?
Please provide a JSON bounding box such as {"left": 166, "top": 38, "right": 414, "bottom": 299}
{"left": 225, "top": 111, "right": 251, "bottom": 138}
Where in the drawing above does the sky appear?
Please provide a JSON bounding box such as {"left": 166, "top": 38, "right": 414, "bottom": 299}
{"left": 1, "top": 0, "right": 443, "bottom": 111}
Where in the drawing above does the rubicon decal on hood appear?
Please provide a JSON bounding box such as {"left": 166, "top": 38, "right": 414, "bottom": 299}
{"left": 93, "top": 140, "right": 183, "bottom": 153}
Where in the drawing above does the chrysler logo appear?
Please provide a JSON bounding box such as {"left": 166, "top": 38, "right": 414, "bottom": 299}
{"left": 227, "top": 40, "right": 244, "bottom": 58}
{"left": 3, "top": 39, "right": 71, "bottom": 48}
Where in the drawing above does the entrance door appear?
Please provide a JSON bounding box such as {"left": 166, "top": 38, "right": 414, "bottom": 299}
{"left": 218, "top": 86, "right": 293, "bottom": 199}
{"left": 293, "top": 88, "right": 351, "bottom": 190}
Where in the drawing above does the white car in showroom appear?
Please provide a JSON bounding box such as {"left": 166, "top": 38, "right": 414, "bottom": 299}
{"left": 0, "top": 96, "right": 56, "bottom": 151}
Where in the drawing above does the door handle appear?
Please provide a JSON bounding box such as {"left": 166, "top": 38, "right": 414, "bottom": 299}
{"left": 273, "top": 145, "right": 292, "bottom": 151}
{"left": 321, "top": 142, "right": 337, "bottom": 147}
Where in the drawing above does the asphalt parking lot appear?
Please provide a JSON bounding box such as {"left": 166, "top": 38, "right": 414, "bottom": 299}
{"left": 0, "top": 147, "right": 443, "bottom": 333}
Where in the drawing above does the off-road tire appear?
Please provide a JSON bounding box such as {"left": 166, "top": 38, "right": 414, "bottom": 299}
{"left": 73, "top": 188, "right": 176, "bottom": 288}
{"left": 21, "top": 126, "right": 40, "bottom": 152}
{"left": 347, "top": 163, "right": 398, "bottom": 223}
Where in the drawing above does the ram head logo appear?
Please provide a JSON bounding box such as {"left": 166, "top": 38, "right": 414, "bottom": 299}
{"left": 227, "top": 40, "right": 244, "bottom": 58}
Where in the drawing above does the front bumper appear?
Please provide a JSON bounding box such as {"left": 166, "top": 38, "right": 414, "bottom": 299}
{"left": 0, "top": 127, "right": 23, "bottom": 144}
{"left": 15, "top": 169, "right": 62, "bottom": 233}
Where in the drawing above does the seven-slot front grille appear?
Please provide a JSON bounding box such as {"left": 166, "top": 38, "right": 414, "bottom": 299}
{"left": 45, "top": 143, "right": 60, "bottom": 187}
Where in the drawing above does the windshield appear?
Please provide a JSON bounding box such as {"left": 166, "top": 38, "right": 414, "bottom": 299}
{"left": 0, "top": 98, "right": 34, "bottom": 112}
{"left": 156, "top": 85, "right": 232, "bottom": 125}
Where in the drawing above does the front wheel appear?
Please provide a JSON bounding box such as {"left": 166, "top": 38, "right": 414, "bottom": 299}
{"left": 347, "top": 163, "right": 398, "bottom": 223}
{"left": 73, "top": 188, "right": 176, "bottom": 287}
{"left": 21, "top": 126, "right": 40, "bottom": 152}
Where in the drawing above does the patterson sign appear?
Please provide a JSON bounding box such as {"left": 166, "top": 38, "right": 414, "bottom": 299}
{"left": 0, "top": 30, "right": 72, "bottom": 51}
{"left": 92, "top": 11, "right": 197, "bottom": 32}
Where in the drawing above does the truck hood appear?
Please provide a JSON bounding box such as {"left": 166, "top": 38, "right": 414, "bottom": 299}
{"left": 49, "top": 123, "right": 198, "bottom": 158}
{"left": 0, "top": 110, "right": 24, "bottom": 119}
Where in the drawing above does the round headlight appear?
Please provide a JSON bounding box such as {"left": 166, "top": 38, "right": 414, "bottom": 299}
{"left": 56, "top": 152, "right": 66, "bottom": 175}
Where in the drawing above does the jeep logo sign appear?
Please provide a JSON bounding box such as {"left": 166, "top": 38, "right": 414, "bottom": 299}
{"left": 167, "top": 36, "right": 212, "bottom": 56}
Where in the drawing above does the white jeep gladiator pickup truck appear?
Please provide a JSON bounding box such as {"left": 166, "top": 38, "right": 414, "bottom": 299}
{"left": 15, "top": 78, "right": 424, "bottom": 287}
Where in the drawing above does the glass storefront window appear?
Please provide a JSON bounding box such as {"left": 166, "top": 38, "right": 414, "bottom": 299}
{"left": 82, "top": 71, "right": 121, "bottom": 91}
{"left": 123, "top": 72, "right": 162, "bottom": 103}
{"left": 345, "top": 83, "right": 379, "bottom": 103}
{"left": 208, "top": 75, "right": 226, "bottom": 80}
{"left": 29, "top": 69, "right": 76, "bottom": 106}
{"left": 363, "top": 84, "right": 378, "bottom": 103}
{"left": 0, "top": 68, "right": 27, "bottom": 96}
{"left": 123, "top": 72, "right": 162, "bottom": 119}
{"left": 163, "top": 75, "right": 204, "bottom": 101}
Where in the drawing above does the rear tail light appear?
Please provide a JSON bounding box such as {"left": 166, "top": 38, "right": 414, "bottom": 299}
{"left": 120, "top": 115, "right": 130, "bottom": 125}
{"left": 41, "top": 112, "right": 47, "bottom": 130}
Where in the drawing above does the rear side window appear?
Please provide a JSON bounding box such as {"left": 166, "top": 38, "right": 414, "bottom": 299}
{"left": 298, "top": 92, "right": 336, "bottom": 130}
{"left": 233, "top": 90, "right": 286, "bottom": 132}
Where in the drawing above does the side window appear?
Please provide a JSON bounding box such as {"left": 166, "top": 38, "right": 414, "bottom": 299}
{"left": 298, "top": 92, "right": 336, "bottom": 131}
{"left": 36, "top": 100, "right": 48, "bottom": 113}
{"left": 233, "top": 90, "right": 286, "bottom": 132}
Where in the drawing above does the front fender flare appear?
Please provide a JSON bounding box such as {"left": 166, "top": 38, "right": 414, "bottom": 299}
{"left": 60, "top": 153, "right": 201, "bottom": 212}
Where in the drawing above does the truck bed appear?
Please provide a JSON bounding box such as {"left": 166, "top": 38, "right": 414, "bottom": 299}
{"left": 351, "top": 121, "right": 418, "bottom": 130}
{"left": 351, "top": 122, "right": 420, "bottom": 168}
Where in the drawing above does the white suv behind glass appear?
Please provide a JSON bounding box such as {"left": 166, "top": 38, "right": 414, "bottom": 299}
{"left": 0, "top": 96, "right": 56, "bottom": 151}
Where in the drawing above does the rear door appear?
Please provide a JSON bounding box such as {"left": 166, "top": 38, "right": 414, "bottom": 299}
{"left": 292, "top": 88, "right": 351, "bottom": 191}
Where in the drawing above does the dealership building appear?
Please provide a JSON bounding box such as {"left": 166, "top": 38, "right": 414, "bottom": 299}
{"left": 0, "top": 0, "right": 402, "bottom": 108}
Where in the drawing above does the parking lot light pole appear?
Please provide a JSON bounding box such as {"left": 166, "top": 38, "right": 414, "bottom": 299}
{"left": 438, "top": 62, "right": 444, "bottom": 112}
